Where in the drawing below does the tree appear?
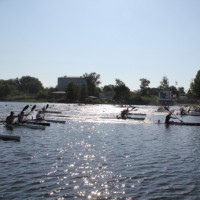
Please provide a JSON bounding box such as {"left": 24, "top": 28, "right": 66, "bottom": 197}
{"left": 102, "top": 85, "right": 114, "bottom": 92}
{"left": 159, "top": 76, "right": 169, "bottom": 90}
{"left": 189, "top": 70, "right": 200, "bottom": 98}
{"left": 178, "top": 87, "right": 185, "bottom": 95}
{"left": 113, "top": 79, "right": 130, "bottom": 103}
{"left": 115, "top": 79, "right": 125, "bottom": 86}
{"left": 169, "top": 86, "right": 178, "bottom": 98}
{"left": 0, "top": 80, "right": 10, "bottom": 98}
{"left": 65, "top": 82, "right": 80, "bottom": 102}
{"left": 148, "top": 87, "right": 159, "bottom": 96}
{"left": 139, "top": 78, "right": 150, "bottom": 95}
{"left": 80, "top": 84, "right": 88, "bottom": 102}
{"left": 19, "top": 76, "right": 44, "bottom": 94}
{"left": 0, "top": 79, "right": 22, "bottom": 97}
{"left": 83, "top": 72, "right": 101, "bottom": 97}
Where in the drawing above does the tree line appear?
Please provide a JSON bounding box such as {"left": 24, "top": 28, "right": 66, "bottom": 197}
{"left": 0, "top": 70, "right": 200, "bottom": 104}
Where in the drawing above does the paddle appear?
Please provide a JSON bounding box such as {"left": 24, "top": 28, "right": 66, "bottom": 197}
{"left": 45, "top": 103, "right": 49, "bottom": 112}
{"left": 164, "top": 106, "right": 184, "bottom": 122}
{"left": 44, "top": 104, "right": 49, "bottom": 115}
{"left": 30, "top": 105, "right": 36, "bottom": 112}
{"left": 123, "top": 106, "right": 137, "bottom": 116}
{"left": 129, "top": 106, "right": 136, "bottom": 112}
{"left": 17, "top": 105, "right": 29, "bottom": 117}
{"left": 22, "top": 105, "right": 29, "bottom": 112}
{"left": 46, "top": 104, "right": 49, "bottom": 110}
{"left": 23, "top": 105, "right": 36, "bottom": 122}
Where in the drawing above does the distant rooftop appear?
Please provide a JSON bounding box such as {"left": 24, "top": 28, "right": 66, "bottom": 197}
{"left": 59, "top": 76, "right": 83, "bottom": 78}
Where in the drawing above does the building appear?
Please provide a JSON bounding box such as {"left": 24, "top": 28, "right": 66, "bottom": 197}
{"left": 157, "top": 90, "right": 172, "bottom": 105}
{"left": 57, "top": 76, "right": 87, "bottom": 91}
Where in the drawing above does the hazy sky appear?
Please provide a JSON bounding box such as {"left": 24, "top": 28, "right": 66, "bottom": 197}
{"left": 0, "top": 0, "right": 200, "bottom": 91}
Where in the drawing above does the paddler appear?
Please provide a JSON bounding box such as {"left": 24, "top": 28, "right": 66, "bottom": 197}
{"left": 121, "top": 108, "right": 128, "bottom": 119}
{"left": 6, "top": 111, "right": 17, "bottom": 124}
{"left": 120, "top": 106, "right": 136, "bottom": 119}
{"left": 17, "top": 111, "right": 29, "bottom": 123}
{"left": 36, "top": 110, "right": 44, "bottom": 120}
{"left": 165, "top": 112, "right": 176, "bottom": 124}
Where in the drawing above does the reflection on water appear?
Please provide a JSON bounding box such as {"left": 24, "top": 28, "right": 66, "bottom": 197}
{"left": 0, "top": 103, "right": 200, "bottom": 199}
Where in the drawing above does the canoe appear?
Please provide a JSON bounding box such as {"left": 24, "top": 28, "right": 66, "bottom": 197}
{"left": 0, "top": 135, "right": 20, "bottom": 141}
{"left": 5, "top": 123, "right": 46, "bottom": 130}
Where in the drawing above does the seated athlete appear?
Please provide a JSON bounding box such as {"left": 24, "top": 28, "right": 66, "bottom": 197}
{"left": 36, "top": 110, "right": 44, "bottom": 120}
{"left": 6, "top": 111, "right": 17, "bottom": 124}
{"left": 17, "top": 111, "right": 29, "bottom": 123}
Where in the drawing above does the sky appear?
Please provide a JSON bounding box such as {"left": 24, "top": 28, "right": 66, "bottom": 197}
{"left": 0, "top": 0, "right": 200, "bottom": 92}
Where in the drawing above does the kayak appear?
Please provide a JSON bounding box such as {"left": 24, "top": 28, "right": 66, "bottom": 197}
{"left": 116, "top": 115, "right": 145, "bottom": 120}
{"left": 45, "top": 110, "right": 62, "bottom": 114}
{"left": 157, "top": 122, "right": 200, "bottom": 126}
{"left": 31, "top": 118, "right": 66, "bottom": 124}
{"left": 121, "top": 117, "right": 145, "bottom": 120}
{"left": 127, "top": 113, "right": 147, "bottom": 116}
{"left": 188, "top": 111, "right": 200, "bottom": 116}
{"left": 177, "top": 111, "right": 200, "bottom": 116}
{"left": 0, "top": 120, "right": 50, "bottom": 127}
{"left": 24, "top": 120, "right": 50, "bottom": 126}
{"left": 45, "top": 119, "right": 66, "bottom": 124}
{"left": 0, "top": 135, "right": 20, "bottom": 142}
{"left": 5, "top": 123, "right": 46, "bottom": 130}
{"left": 169, "top": 122, "right": 200, "bottom": 126}
{"left": 35, "top": 109, "right": 62, "bottom": 114}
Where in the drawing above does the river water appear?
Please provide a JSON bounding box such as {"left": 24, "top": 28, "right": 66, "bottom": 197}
{"left": 0, "top": 102, "right": 200, "bottom": 200}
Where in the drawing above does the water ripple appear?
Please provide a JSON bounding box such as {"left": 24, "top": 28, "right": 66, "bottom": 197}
{"left": 1, "top": 103, "right": 200, "bottom": 199}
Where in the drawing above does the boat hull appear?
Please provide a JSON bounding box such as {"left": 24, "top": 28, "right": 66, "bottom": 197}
{"left": 169, "top": 122, "right": 200, "bottom": 126}
{"left": 45, "top": 119, "right": 66, "bottom": 124}
{"left": 25, "top": 120, "right": 50, "bottom": 126}
{"left": 127, "top": 113, "right": 147, "bottom": 116}
{"left": 0, "top": 135, "right": 20, "bottom": 141}
{"left": 116, "top": 115, "right": 145, "bottom": 120}
{"left": 32, "top": 119, "right": 66, "bottom": 124}
{"left": 5, "top": 123, "right": 45, "bottom": 130}
{"left": 157, "top": 122, "right": 200, "bottom": 126}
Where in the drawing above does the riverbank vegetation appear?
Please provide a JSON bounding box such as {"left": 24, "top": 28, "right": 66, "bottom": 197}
{"left": 1, "top": 70, "right": 200, "bottom": 105}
